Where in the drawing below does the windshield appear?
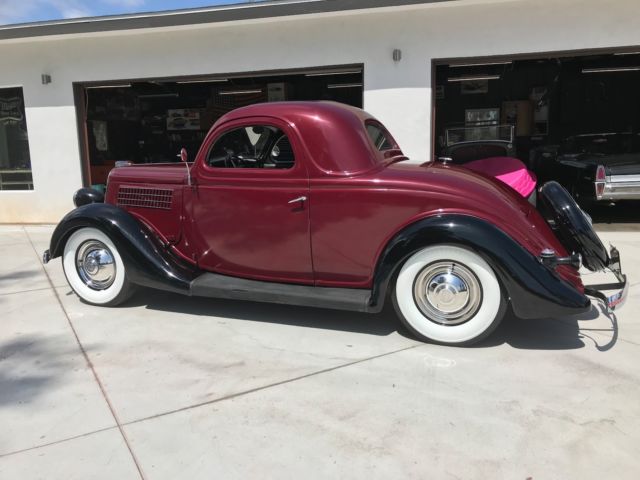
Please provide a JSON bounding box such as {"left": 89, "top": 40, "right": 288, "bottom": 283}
{"left": 560, "top": 134, "right": 640, "bottom": 156}
{"left": 445, "top": 125, "right": 514, "bottom": 146}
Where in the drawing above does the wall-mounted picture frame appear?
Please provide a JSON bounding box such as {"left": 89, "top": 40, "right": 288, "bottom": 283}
{"left": 465, "top": 108, "right": 500, "bottom": 126}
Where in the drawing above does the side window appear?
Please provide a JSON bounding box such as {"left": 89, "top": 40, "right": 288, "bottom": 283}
{"left": 207, "top": 125, "right": 295, "bottom": 169}
{"left": 366, "top": 122, "right": 397, "bottom": 152}
{"left": 0, "top": 87, "right": 33, "bottom": 190}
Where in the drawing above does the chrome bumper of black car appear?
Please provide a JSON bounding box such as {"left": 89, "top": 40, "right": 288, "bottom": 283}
{"left": 584, "top": 245, "right": 628, "bottom": 311}
{"left": 596, "top": 178, "right": 640, "bottom": 201}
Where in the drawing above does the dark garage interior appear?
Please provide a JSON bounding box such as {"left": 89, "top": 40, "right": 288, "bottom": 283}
{"left": 434, "top": 51, "right": 640, "bottom": 224}
{"left": 80, "top": 66, "right": 363, "bottom": 187}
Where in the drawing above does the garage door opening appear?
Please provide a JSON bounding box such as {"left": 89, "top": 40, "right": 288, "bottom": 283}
{"left": 433, "top": 51, "right": 640, "bottom": 225}
{"left": 76, "top": 65, "right": 363, "bottom": 188}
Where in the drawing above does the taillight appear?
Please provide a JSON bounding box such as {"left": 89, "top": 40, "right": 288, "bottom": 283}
{"left": 594, "top": 165, "right": 606, "bottom": 199}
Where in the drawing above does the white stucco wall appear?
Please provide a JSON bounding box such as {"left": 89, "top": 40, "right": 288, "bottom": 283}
{"left": 1, "top": 0, "right": 639, "bottom": 223}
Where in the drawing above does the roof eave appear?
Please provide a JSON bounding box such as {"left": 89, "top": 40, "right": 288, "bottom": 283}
{"left": 0, "top": 0, "right": 447, "bottom": 41}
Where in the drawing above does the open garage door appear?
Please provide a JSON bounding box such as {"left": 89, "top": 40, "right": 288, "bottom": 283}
{"left": 433, "top": 51, "right": 640, "bottom": 225}
{"left": 75, "top": 65, "right": 363, "bottom": 189}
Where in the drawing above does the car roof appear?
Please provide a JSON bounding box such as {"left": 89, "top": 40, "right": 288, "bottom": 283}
{"left": 213, "top": 101, "right": 394, "bottom": 176}
{"left": 218, "top": 100, "right": 373, "bottom": 125}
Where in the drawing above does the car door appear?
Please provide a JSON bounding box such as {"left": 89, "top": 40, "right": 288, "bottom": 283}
{"left": 189, "top": 118, "right": 313, "bottom": 284}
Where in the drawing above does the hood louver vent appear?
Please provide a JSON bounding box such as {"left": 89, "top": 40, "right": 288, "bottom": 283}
{"left": 117, "top": 187, "right": 173, "bottom": 210}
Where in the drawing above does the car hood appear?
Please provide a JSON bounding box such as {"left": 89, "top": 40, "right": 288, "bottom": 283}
{"left": 107, "top": 163, "right": 188, "bottom": 185}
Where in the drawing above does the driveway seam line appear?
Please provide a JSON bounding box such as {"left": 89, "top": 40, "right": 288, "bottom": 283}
{"left": 0, "top": 285, "right": 67, "bottom": 297}
{"left": 24, "top": 227, "right": 147, "bottom": 480}
{"left": 123, "top": 342, "right": 423, "bottom": 427}
{"left": 0, "top": 426, "right": 118, "bottom": 459}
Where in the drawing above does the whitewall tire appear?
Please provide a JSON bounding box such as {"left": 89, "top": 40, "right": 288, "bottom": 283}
{"left": 393, "top": 245, "right": 506, "bottom": 346}
{"left": 62, "top": 227, "right": 134, "bottom": 306}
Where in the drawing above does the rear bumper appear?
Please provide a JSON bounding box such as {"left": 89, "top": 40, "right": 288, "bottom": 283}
{"left": 597, "top": 178, "right": 640, "bottom": 201}
{"left": 584, "top": 245, "right": 628, "bottom": 311}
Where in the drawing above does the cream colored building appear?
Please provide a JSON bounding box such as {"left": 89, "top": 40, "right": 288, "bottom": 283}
{"left": 1, "top": 0, "right": 639, "bottom": 222}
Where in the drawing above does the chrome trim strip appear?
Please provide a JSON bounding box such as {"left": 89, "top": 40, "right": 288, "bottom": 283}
{"left": 599, "top": 182, "right": 640, "bottom": 200}
{"left": 610, "top": 175, "right": 640, "bottom": 183}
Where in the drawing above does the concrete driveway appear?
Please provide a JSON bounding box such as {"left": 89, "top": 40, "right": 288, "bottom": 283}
{"left": 1, "top": 224, "right": 639, "bottom": 479}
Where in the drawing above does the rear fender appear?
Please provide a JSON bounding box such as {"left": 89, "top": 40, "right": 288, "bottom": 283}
{"left": 50, "top": 203, "right": 198, "bottom": 294}
{"left": 538, "top": 181, "right": 608, "bottom": 271}
{"left": 369, "top": 215, "right": 590, "bottom": 319}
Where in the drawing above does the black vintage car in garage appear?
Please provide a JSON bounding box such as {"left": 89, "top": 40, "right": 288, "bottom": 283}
{"left": 535, "top": 133, "right": 640, "bottom": 205}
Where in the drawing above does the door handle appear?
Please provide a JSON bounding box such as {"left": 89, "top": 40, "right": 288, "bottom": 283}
{"left": 287, "top": 196, "right": 307, "bottom": 204}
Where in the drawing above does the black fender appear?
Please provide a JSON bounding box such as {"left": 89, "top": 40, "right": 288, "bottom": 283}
{"left": 369, "top": 215, "right": 591, "bottom": 319}
{"left": 49, "top": 203, "right": 198, "bottom": 294}
{"left": 73, "top": 187, "right": 104, "bottom": 207}
{"left": 538, "top": 181, "right": 608, "bottom": 271}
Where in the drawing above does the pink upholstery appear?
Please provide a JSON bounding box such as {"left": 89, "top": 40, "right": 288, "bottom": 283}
{"left": 465, "top": 156, "right": 537, "bottom": 198}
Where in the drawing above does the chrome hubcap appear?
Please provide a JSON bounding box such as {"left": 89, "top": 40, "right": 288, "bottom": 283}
{"left": 75, "top": 240, "right": 116, "bottom": 290}
{"left": 413, "top": 261, "right": 482, "bottom": 326}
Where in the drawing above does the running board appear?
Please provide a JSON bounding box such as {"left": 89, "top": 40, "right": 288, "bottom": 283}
{"left": 190, "top": 273, "right": 372, "bottom": 312}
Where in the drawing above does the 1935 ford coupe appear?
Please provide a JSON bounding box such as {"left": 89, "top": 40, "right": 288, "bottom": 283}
{"left": 42, "top": 102, "right": 627, "bottom": 346}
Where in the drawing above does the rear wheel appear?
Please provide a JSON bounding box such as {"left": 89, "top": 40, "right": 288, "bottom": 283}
{"left": 62, "top": 227, "right": 135, "bottom": 306}
{"left": 393, "top": 245, "right": 506, "bottom": 346}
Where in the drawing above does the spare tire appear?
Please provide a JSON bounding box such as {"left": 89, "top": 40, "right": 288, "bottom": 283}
{"left": 538, "top": 181, "right": 608, "bottom": 271}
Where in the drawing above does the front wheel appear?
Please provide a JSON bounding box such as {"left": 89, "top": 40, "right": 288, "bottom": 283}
{"left": 62, "top": 227, "right": 135, "bottom": 306}
{"left": 392, "top": 245, "right": 506, "bottom": 346}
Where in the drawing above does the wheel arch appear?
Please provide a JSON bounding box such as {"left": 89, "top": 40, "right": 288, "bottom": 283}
{"left": 50, "top": 203, "right": 198, "bottom": 294}
{"left": 368, "top": 214, "right": 590, "bottom": 319}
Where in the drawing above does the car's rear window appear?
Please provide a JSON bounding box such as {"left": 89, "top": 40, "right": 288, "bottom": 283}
{"left": 366, "top": 122, "right": 397, "bottom": 152}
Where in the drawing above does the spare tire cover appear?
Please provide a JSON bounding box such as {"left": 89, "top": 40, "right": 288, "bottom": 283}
{"left": 538, "top": 181, "right": 608, "bottom": 271}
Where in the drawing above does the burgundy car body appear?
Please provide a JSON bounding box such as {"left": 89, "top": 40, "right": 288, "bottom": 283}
{"left": 106, "top": 102, "right": 578, "bottom": 290}
{"left": 44, "top": 101, "right": 627, "bottom": 346}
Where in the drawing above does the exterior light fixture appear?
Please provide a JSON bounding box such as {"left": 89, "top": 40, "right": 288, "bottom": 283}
{"left": 393, "top": 49, "right": 402, "bottom": 62}
{"left": 41, "top": 74, "right": 52, "bottom": 85}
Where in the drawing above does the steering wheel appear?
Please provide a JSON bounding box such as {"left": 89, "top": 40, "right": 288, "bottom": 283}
{"left": 224, "top": 148, "right": 237, "bottom": 168}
